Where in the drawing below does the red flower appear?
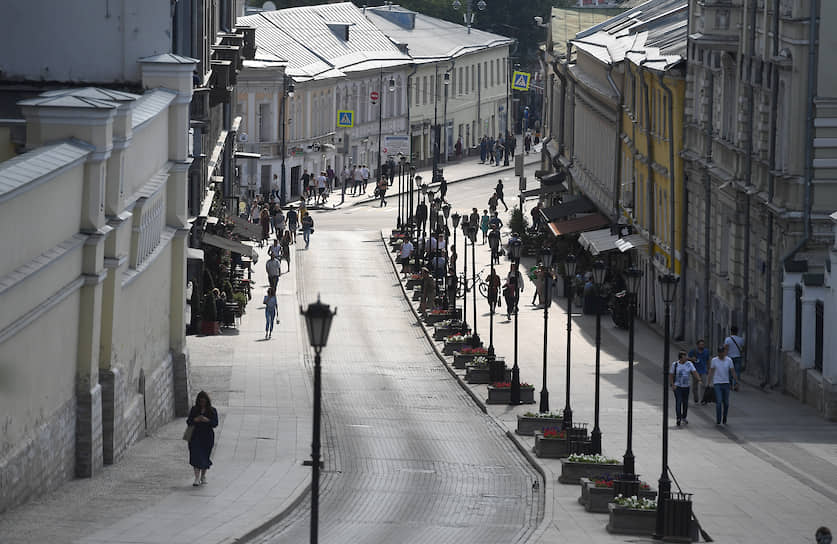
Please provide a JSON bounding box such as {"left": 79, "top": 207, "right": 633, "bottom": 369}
{"left": 492, "top": 382, "right": 512, "bottom": 388}
{"left": 542, "top": 428, "right": 566, "bottom": 439}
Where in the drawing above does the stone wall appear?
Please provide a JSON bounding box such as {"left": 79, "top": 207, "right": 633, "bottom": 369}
{"left": 0, "top": 397, "right": 76, "bottom": 514}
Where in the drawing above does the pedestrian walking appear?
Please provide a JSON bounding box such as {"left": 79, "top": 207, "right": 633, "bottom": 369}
{"left": 263, "top": 286, "right": 278, "bottom": 338}
{"left": 524, "top": 133, "right": 532, "bottom": 154}
{"left": 398, "top": 238, "right": 414, "bottom": 277}
{"left": 272, "top": 207, "right": 285, "bottom": 239}
{"left": 480, "top": 210, "right": 490, "bottom": 243}
{"left": 376, "top": 177, "right": 388, "bottom": 207}
{"left": 259, "top": 207, "right": 270, "bottom": 246}
{"left": 708, "top": 345, "right": 739, "bottom": 425}
{"left": 185, "top": 390, "right": 218, "bottom": 486}
{"left": 488, "top": 228, "right": 501, "bottom": 265}
{"left": 495, "top": 180, "right": 508, "bottom": 211}
{"left": 352, "top": 165, "right": 362, "bottom": 195}
{"left": 488, "top": 211, "right": 503, "bottom": 232}
{"left": 503, "top": 264, "right": 523, "bottom": 320}
{"left": 268, "top": 238, "right": 282, "bottom": 261}
{"left": 266, "top": 254, "right": 281, "bottom": 290}
{"left": 532, "top": 263, "right": 544, "bottom": 306}
{"left": 670, "top": 350, "right": 701, "bottom": 426}
{"left": 387, "top": 157, "right": 396, "bottom": 185}
{"left": 479, "top": 136, "right": 487, "bottom": 164}
{"left": 326, "top": 165, "right": 335, "bottom": 191}
{"left": 300, "top": 168, "right": 310, "bottom": 200}
{"left": 488, "top": 136, "right": 496, "bottom": 165}
{"left": 416, "top": 200, "right": 428, "bottom": 234}
{"left": 487, "top": 268, "right": 501, "bottom": 313}
{"left": 286, "top": 206, "right": 298, "bottom": 243}
{"left": 361, "top": 164, "right": 370, "bottom": 193}
{"left": 419, "top": 267, "right": 436, "bottom": 314}
{"left": 307, "top": 171, "right": 318, "bottom": 204}
{"left": 688, "top": 339, "right": 711, "bottom": 403}
{"left": 724, "top": 326, "right": 745, "bottom": 388}
{"left": 316, "top": 171, "right": 327, "bottom": 204}
{"left": 280, "top": 231, "right": 292, "bottom": 271}
{"left": 301, "top": 213, "right": 314, "bottom": 249}
{"left": 508, "top": 132, "right": 516, "bottom": 157}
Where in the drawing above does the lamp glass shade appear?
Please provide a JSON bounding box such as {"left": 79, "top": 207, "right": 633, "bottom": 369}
{"left": 659, "top": 273, "right": 679, "bottom": 303}
{"left": 624, "top": 267, "right": 642, "bottom": 295}
{"left": 444, "top": 72, "right": 451, "bottom": 84}
{"left": 442, "top": 203, "right": 451, "bottom": 218}
{"left": 460, "top": 216, "right": 470, "bottom": 232}
{"left": 467, "top": 224, "right": 478, "bottom": 242}
{"left": 452, "top": 0, "right": 462, "bottom": 10}
{"left": 287, "top": 82, "right": 295, "bottom": 97}
{"left": 388, "top": 77, "right": 396, "bottom": 92}
{"left": 477, "top": 0, "right": 487, "bottom": 10}
{"left": 508, "top": 238, "right": 522, "bottom": 260}
{"left": 421, "top": 183, "right": 428, "bottom": 194}
{"left": 488, "top": 231, "right": 500, "bottom": 251}
{"left": 300, "top": 298, "right": 336, "bottom": 348}
{"left": 540, "top": 247, "right": 553, "bottom": 268}
{"left": 451, "top": 212, "right": 461, "bottom": 228}
{"left": 565, "top": 254, "right": 577, "bottom": 278}
{"left": 592, "top": 260, "right": 606, "bottom": 286}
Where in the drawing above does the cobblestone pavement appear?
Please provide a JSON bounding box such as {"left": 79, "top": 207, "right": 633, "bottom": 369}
{"left": 249, "top": 230, "right": 543, "bottom": 543}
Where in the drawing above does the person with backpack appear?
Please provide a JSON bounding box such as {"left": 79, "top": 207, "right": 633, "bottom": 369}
{"left": 301, "top": 213, "right": 314, "bottom": 249}
{"left": 724, "top": 326, "right": 745, "bottom": 388}
{"left": 670, "top": 350, "right": 701, "bottom": 426}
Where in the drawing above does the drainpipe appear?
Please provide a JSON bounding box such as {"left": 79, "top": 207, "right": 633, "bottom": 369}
{"left": 764, "top": 0, "right": 780, "bottom": 386}
{"left": 639, "top": 63, "right": 655, "bottom": 258}
{"left": 406, "top": 63, "right": 418, "bottom": 161}
{"left": 703, "top": 69, "right": 714, "bottom": 340}
{"left": 658, "top": 70, "right": 680, "bottom": 335}
{"left": 607, "top": 63, "right": 624, "bottom": 220}
{"left": 552, "top": 43, "right": 571, "bottom": 156}
{"left": 741, "top": 0, "right": 758, "bottom": 373}
{"left": 778, "top": 0, "right": 819, "bottom": 383}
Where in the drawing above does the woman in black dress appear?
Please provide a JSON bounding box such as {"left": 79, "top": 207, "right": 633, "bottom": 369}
{"left": 186, "top": 391, "right": 218, "bottom": 486}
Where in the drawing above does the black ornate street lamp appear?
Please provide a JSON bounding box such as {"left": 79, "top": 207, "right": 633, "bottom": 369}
{"left": 419, "top": 181, "right": 428, "bottom": 268}
{"left": 442, "top": 203, "right": 451, "bottom": 304}
{"left": 451, "top": 212, "right": 461, "bottom": 320}
{"left": 460, "top": 215, "right": 470, "bottom": 333}
{"left": 487, "top": 229, "right": 500, "bottom": 356}
{"left": 508, "top": 236, "right": 523, "bottom": 404}
{"left": 616, "top": 267, "right": 643, "bottom": 497}
{"left": 562, "top": 254, "right": 577, "bottom": 428}
{"left": 654, "top": 273, "right": 680, "bottom": 540}
{"left": 409, "top": 165, "right": 417, "bottom": 240}
{"left": 396, "top": 154, "right": 406, "bottom": 230}
{"left": 467, "top": 222, "right": 480, "bottom": 347}
{"left": 590, "top": 259, "right": 607, "bottom": 454}
{"left": 299, "top": 297, "right": 337, "bottom": 544}
{"left": 539, "top": 246, "right": 554, "bottom": 413}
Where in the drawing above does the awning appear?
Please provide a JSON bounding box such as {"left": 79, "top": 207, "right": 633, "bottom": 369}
{"left": 187, "top": 247, "right": 204, "bottom": 261}
{"left": 615, "top": 234, "right": 649, "bottom": 253}
{"left": 541, "top": 195, "right": 594, "bottom": 222}
{"left": 235, "top": 151, "right": 261, "bottom": 159}
{"left": 579, "top": 228, "right": 620, "bottom": 256}
{"left": 201, "top": 233, "right": 257, "bottom": 260}
{"left": 229, "top": 215, "right": 263, "bottom": 241}
{"left": 547, "top": 213, "right": 610, "bottom": 237}
{"left": 543, "top": 137, "right": 560, "bottom": 161}
{"left": 539, "top": 171, "right": 566, "bottom": 185}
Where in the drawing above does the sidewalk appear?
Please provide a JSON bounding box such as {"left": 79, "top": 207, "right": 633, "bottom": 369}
{"left": 382, "top": 221, "right": 837, "bottom": 543}
{"left": 304, "top": 141, "right": 543, "bottom": 210}
{"left": 0, "top": 242, "right": 311, "bottom": 544}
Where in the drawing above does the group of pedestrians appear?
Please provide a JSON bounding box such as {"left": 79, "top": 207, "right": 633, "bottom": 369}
{"left": 671, "top": 329, "right": 746, "bottom": 427}
{"left": 479, "top": 133, "right": 516, "bottom": 166}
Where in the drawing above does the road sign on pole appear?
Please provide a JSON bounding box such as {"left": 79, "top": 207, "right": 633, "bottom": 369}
{"left": 370, "top": 91, "right": 379, "bottom": 103}
{"left": 511, "top": 71, "right": 531, "bottom": 91}
{"left": 337, "top": 110, "right": 354, "bottom": 127}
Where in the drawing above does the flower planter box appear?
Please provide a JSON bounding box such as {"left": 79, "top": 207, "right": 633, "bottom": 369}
{"left": 579, "top": 478, "right": 657, "bottom": 513}
{"left": 200, "top": 320, "right": 220, "bottom": 336}
{"left": 516, "top": 415, "right": 564, "bottom": 436}
{"left": 433, "top": 325, "right": 468, "bottom": 341}
{"left": 452, "top": 351, "right": 490, "bottom": 369}
{"left": 487, "top": 383, "right": 533, "bottom": 404}
{"left": 558, "top": 459, "right": 624, "bottom": 485}
{"left": 533, "top": 432, "right": 570, "bottom": 458}
{"left": 443, "top": 341, "right": 471, "bottom": 355}
{"left": 425, "top": 309, "right": 463, "bottom": 324}
{"left": 465, "top": 366, "right": 510, "bottom": 384}
{"left": 606, "top": 504, "right": 656, "bottom": 536}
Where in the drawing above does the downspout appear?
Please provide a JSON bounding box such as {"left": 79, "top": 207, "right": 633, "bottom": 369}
{"left": 703, "top": 69, "right": 714, "bottom": 340}
{"left": 444, "top": 58, "right": 455, "bottom": 162}
{"left": 740, "top": 0, "right": 758, "bottom": 374}
{"left": 765, "top": 0, "right": 780, "bottom": 386}
{"left": 606, "top": 63, "right": 623, "bottom": 220}
{"left": 477, "top": 63, "right": 482, "bottom": 138}
{"left": 658, "top": 71, "right": 680, "bottom": 335}
{"left": 639, "top": 63, "right": 655, "bottom": 261}
{"left": 406, "top": 63, "right": 418, "bottom": 162}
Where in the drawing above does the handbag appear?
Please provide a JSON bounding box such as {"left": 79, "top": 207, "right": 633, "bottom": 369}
{"left": 702, "top": 385, "right": 716, "bottom": 404}
{"left": 182, "top": 425, "right": 195, "bottom": 442}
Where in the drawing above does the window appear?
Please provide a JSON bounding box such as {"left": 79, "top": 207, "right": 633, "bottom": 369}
{"left": 715, "top": 8, "right": 730, "bottom": 30}
{"left": 415, "top": 78, "right": 420, "bottom": 106}
{"left": 258, "top": 103, "right": 270, "bottom": 141}
{"left": 451, "top": 71, "right": 456, "bottom": 96}
{"left": 484, "top": 62, "right": 488, "bottom": 88}
{"left": 430, "top": 75, "right": 435, "bottom": 103}
{"left": 490, "top": 60, "right": 494, "bottom": 87}
{"left": 721, "top": 58, "right": 736, "bottom": 141}
{"left": 470, "top": 65, "right": 475, "bottom": 94}
{"left": 719, "top": 217, "right": 730, "bottom": 276}
{"left": 458, "top": 67, "right": 463, "bottom": 95}
{"left": 422, "top": 76, "right": 428, "bottom": 105}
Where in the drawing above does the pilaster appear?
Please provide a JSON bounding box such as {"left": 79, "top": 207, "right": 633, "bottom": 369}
{"left": 781, "top": 278, "right": 799, "bottom": 351}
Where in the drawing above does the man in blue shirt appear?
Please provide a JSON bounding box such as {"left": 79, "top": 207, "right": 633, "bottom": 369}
{"left": 688, "top": 339, "right": 711, "bottom": 404}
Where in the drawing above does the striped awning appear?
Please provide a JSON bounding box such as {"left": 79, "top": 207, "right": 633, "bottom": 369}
{"left": 579, "top": 228, "right": 620, "bottom": 256}
{"left": 615, "top": 234, "right": 648, "bottom": 253}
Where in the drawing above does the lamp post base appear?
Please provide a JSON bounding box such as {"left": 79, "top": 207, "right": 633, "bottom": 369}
{"left": 538, "top": 390, "right": 549, "bottom": 415}
{"left": 510, "top": 364, "right": 521, "bottom": 405}
{"left": 590, "top": 428, "right": 602, "bottom": 455}
{"left": 562, "top": 406, "right": 572, "bottom": 429}
{"left": 653, "top": 476, "right": 672, "bottom": 540}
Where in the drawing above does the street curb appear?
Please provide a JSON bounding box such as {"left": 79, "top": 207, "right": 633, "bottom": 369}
{"left": 380, "top": 230, "right": 551, "bottom": 542}
{"left": 233, "top": 481, "right": 313, "bottom": 543}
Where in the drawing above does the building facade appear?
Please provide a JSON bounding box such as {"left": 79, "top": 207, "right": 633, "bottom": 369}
{"left": 682, "top": 0, "right": 837, "bottom": 417}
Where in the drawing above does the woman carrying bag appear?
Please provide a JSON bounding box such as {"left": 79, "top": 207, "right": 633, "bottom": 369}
{"left": 184, "top": 391, "right": 218, "bottom": 486}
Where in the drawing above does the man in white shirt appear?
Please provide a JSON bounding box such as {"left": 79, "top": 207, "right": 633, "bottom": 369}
{"left": 398, "top": 239, "right": 414, "bottom": 277}
{"left": 352, "top": 166, "right": 363, "bottom": 196}
{"left": 724, "top": 325, "right": 745, "bottom": 388}
{"left": 266, "top": 255, "right": 282, "bottom": 290}
{"left": 361, "top": 165, "right": 370, "bottom": 193}
{"left": 707, "top": 345, "right": 739, "bottom": 425}
{"left": 316, "top": 171, "right": 327, "bottom": 204}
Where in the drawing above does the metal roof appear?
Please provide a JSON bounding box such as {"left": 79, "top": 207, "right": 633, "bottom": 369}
{"left": 0, "top": 140, "right": 91, "bottom": 202}
{"left": 132, "top": 89, "right": 176, "bottom": 128}
{"left": 570, "top": 0, "right": 687, "bottom": 67}
{"left": 239, "top": 2, "right": 411, "bottom": 81}
{"left": 364, "top": 5, "right": 512, "bottom": 61}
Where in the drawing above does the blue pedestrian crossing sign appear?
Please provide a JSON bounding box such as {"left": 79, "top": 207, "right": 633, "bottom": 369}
{"left": 337, "top": 110, "right": 354, "bottom": 128}
{"left": 511, "top": 71, "right": 531, "bottom": 91}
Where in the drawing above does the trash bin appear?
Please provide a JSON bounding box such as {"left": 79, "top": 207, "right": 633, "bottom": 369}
{"left": 489, "top": 358, "right": 505, "bottom": 382}
{"left": 663, "top": 492, "right": 693, "bottom": 542}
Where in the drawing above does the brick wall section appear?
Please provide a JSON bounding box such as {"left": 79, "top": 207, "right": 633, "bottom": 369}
{"left": 172, "top": 349, "right": 191, "bottom": 417}
{"left": 0, "top": 398, "right": 75, "bottom": 514}
{"left": 144, "top": 353, "right": 175, "bottom": 433}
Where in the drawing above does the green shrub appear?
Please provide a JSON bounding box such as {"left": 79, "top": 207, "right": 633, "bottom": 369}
{"left": 509, "top": 205, "right": 528, "bottom": 236}
{"left": 232, "top": 292, "right": 248, "bottom": 314}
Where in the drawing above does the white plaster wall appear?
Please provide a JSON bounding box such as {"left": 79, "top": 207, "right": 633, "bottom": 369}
{"left": 114, "top": 242, "right": 173, "bottom": 390}
{"left": 124, "top": 113, "right": 170, "bottom": 199}
{"left": 0, "top": 290, "right": 80, "bottom": 457}
{"left": 0, "top": 165, "right": 84, "bottom": 280}
{"left": 0, "top": 0, "right": 172, "bottom": 83}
